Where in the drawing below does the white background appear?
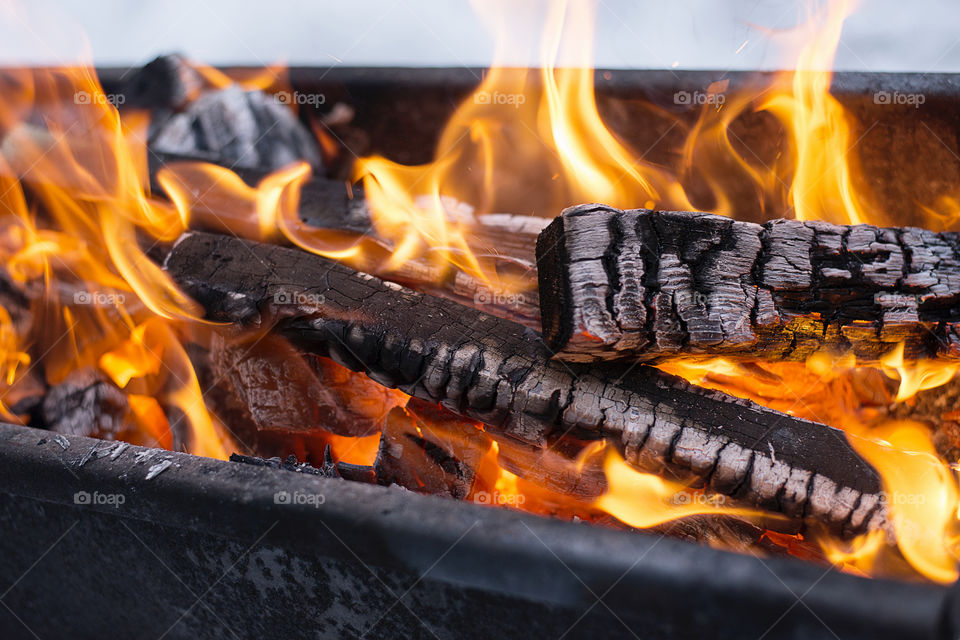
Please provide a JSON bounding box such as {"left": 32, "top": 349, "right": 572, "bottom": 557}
{"left": 0, "top": 0, "right": 958, "bottom": 72}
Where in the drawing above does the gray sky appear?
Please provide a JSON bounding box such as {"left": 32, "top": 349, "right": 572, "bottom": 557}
{"left": 1, "top": 0, "right": 959, "bottom": 72}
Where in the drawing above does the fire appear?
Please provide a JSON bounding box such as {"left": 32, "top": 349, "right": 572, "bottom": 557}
{"left": 0, "top": 65, "right": 231, "bottom": 458}
{"left": 349, "top": 0, "right": 691, "bottom": 288}
{"left": 157, "top": 160, "right": 372, "bottom": 264}
{"left": 880, "top": 343, "right": 960, "bottom": 403}
{"left": 595, "top": 448, "right": 766, "bottom": 529}
{"left": 851, "top": 422, "right": 960, "bottom": 583}
{"left": 760, "top": 0, "right": 873, "bottom": 226}
{"left": 0, "top": 0, "right": 959, "bottom": 586}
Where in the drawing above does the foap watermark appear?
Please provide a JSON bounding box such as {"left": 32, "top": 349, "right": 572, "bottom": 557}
{"left": 671, "top": 491, "right": 726, "bottom": 506}
{"left": 74, "top": 90, "right": 126, "bottom": 106}
{"left": 74, "top": 490, "right": 126, "bottom": 507}
{"left": 273, "top": 290, "right": 326, "bottom": 306}
{"left": 474, "top": 287, "right": 526, "bottom": 308}
{"left": 674, "top": 90, "right": 725, "bottom": 106}
{"left": 274, "top": 490, "right": 326, "bottom": 507}
{"left": 473, "top": 490, "right": 526, "bottom": 506}
{"left": 474, "top": 91, "right": 526, "bottom": 107}
{"left": 672, "top": 290, "right": 708, "bottom": 307}
{"left": 873, "top": 91, "right": 925, "bottom": 108}
{"left": 877, "top": 490, "right": 926, "bottom": 506}
{"left": 274, "top": 91, "right": 326, "bottom": 106}
{"left": 73, "top": 291, "right": 125, "bottom": 306}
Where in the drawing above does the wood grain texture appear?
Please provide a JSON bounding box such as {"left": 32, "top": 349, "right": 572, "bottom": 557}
{"left": 163, "top": 231, "right": 887, "bottom": 535}
{"left": 538, "top": 204, "right": 960, "bottom": 363}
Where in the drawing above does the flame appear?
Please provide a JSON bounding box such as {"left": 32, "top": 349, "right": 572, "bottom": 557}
{"left": 0, "top": 65, "right": 231, "bottom": 457}
{"left": 346, "top": 0, "right": 690, "bottom": 287}
{"left": 760, "top": 0, "right": 873, "bottom": 225}
{"left": 659, "top": 349, "right": 960, "bottom": 581}
{"left": 2, "top": 0, "right": 960, "bottom": 585}
{"left": 190, "top": 61, "right": 287, "bottom": 93}
{"left": 157, "top": 160, "right": 369, "bottom": 263}
{"left": 880, "top": 343, "right": 960, "bottom": 402}
{"left": 850, "top": 422, "right": 960, "bottom": 583}
{"left": 595, "top": 448, "right": 766, "bottom": 529}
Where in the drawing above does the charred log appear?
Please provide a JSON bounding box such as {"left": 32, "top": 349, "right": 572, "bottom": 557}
{"left": 538, "top": 204, "right": 960, "bottom": 363}
{"left": 374, "top": 400, "right": 484, "bottom": 499}
{"left": 210, "top": 332, "right": 402, "bottom": 437}
{"left": 119, "top": 53, "right": 206, "bottom": 112}
{"left": 122, "top": 53, "right": 324, "bottom": 173}
{"left": 163, "top": 231, "right": 887, "bottom": 535}
{"left": 148, "top": 149, "right": 545, "bottom": 327}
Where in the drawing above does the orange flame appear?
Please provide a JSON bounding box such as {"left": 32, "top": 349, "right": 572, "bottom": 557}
{"left": 0, "top": 65, "right": 231, "bottom": 457}
{"left": 880, "top": 343, "right": 960, "bottom": 403}
{"left": 348, "top": 0, "right": 691, "bottom": 288}
{"left": 595, "top": 448, "right": 767, "bottom": 528}
{"left": 850, "top": 422, "right": 960, "bottom": 583}
{"left": 760, "top": 0, "right": 873, "bottom": 225}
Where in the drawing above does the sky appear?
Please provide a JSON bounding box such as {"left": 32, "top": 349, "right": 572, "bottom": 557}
{"left": 0, "top": 0, "right": 958, "bottom": 72}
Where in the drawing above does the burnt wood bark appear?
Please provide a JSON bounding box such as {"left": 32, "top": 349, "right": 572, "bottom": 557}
{"left": 538, "top": 204, "right": 960, "bottom": 363}
{"left": 163, "top": 231, "right": 888, "bottom": 535}
{"left": 374, "top": 400, "right": 484, "bottom": 499}
{"left": 41, "top": 368, "right": 130, "bottom": 438}
{"left": 149, "top": 150, "right": 546, "bottom": 327}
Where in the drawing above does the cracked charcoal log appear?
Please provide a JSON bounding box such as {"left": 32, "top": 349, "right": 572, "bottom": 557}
{"left": 400, "top": 397, "right": 607, "bottom": 501}
{"left": 119, "top": 54, "right": 205, "bottom": 112}
{"left": 163, "top": 231, "right": 888, "bottom": 535}
{"left": 538, "top": 204, "right": 960, "bottom": 363}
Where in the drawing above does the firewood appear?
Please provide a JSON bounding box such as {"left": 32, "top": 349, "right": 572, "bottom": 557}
{"left": 162, "top": 231, "right": 888, "bottom": 535}
{"left": 210, "top": 333, "right": 403, "bottom": 437}
{"left": 374, "top": 400, "right": 485, "bottom": 499}
{"left": 538, "top": 204, "right": 960, "bottom": 364}
{"left": 149, "top": 150, "right": 546, "bottom": 328}
{"left": 125, "top": 53, "right": 324, "bottom": 174}
{"left": 119, "top": 53, "right": 206, "bottom": 112}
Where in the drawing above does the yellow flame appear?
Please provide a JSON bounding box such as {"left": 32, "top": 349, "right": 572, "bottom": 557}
{"left": 0, "top": 65, "right": 230, "bottom": 458}
{"left": 157, "top": 160, "right": 367, "bottom": 263}
{"left": 348, "top": 0, "right": 691, "bottom": 288}
{"left": 760, "top": 0, "right": 872, "bottom": 226}
{"left": 880, "top": 342, "right": 959, "bottom": 402}
{"left": 850, "top": 421, "right": 959, "bottom": 583}
{"left": 595, "top": 449, "right": 765, "bottom": 528}
{"left": 819, "top": 529, "right": 887, "bottom": 577}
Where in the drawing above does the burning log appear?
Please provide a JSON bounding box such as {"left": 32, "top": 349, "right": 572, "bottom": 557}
{"left": 41, "top": 368, "right": 130, "bottom": 438}
{"left": 538, "top": 204, "right": 960, "bottom": 364}
{"left": 374, "top": 400, "right": 486, "bottom": 499}
{"left": 209, "top": 332, "right": 403, "bottom": 437}
{"left": 162, "top": 231, "right": 887, "bottom": 535}
{"left": 149, "top": 150, "right": 546, "bottom": 327}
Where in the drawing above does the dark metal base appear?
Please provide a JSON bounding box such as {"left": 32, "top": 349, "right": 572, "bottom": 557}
{"left": 0, "top": 423, "right": 952, "bottom": 639}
